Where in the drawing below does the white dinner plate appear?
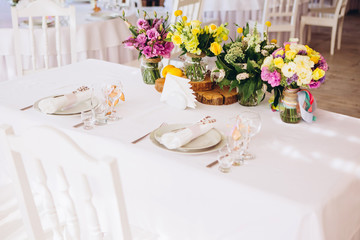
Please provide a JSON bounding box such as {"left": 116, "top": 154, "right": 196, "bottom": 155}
{"left": 90, "top": 11, "right": 121, "bottom": 19}
{"left": 150, "top": 124, "right": 225, "bottom": 154}
{"left": 21, "top": 18, "right": 55, "bottom": 27}
{"left": 34, "top": 95, "right": 98, "bottom": 116}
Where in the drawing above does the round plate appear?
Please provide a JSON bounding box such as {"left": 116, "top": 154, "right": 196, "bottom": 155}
{"left": 90, "top": 11, "right": 121, "bottom": 19}
{"left": 34, "top": 95, "right": 97, "bottom": 116}
{"left": 150, "top": 124, "right": 225, "bottom": 154}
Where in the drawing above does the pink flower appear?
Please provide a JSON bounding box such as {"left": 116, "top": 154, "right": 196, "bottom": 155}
{"left": 309, "top": 80, "right": 321, "bottom": 89}
{"left": 153, "top": 41, "right": 174, "bottom": 58}
{"left": 142, "top": 46, "right": 156, "bottom": 58}
{"left": 261, "top": 67, "right": 281, "bottom": 87}
{"left": 318, "top": 55, "right": 328, "bottom": 71}
{"left": 146, "top": 28, "right": 160, "bottom": 41}
{"left": 123, "top": 37, "right": 136, "bottom": 50}
{"left": 152, "top": 18, "right": 164, "bottom": 30}
{"left": 137, "top": 19, "right": 150, "bottom": 30}
{"left": 135, "top": 33, "right": 147, "bottom": 49}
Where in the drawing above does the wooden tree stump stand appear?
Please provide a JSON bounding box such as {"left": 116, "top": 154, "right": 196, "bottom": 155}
{"left": 155, "top": 75, "right": 237, "bottom": 105}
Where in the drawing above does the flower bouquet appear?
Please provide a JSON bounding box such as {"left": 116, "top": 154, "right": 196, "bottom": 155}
{"left": 213, "top": 23, "right": 278, "bottom": 106}
{"left": 261, "top": 39, "right": 328, "bottom": 123}
{"left": 120, "top": 11, "right": 174, "bottom": 84}
{"left": 169, "top": 10, "right": 229, "bottom": 82}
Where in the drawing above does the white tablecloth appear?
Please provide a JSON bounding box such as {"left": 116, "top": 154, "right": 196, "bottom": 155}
{"left": 0, "top": 0, "right": 138, "bottom": 82}
{"left": 0, "top": 59, "right": 360, "bottom": 240}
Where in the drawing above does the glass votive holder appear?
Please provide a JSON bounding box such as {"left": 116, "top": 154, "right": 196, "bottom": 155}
{"left": 217, "top": 146, "right": 234, "bottom": 173}
{"left": 94, "top": 103, "right": 108, "bottom": 125}
{"left": 228, "top": 138, "right": 245, "bottom": 166}
{"left": 81, "top": 110, "right": 95, "bottom": 130}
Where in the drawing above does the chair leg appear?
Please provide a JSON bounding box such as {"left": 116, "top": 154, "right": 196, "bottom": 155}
{"left": 330, "top": 25, "right": 337, "bottom": 55}
{"left": 307, "top": 25, "right": 312, "bottom": 43}
{"left": 337, "top": 18, "right": 344, "bottom": 50}
{"left": 300, "top": 21, "right": 305, "bottom": 44}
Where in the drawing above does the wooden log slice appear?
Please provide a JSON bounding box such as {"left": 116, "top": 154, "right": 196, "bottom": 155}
{"left": 155, "top": 75, "right": 214, "bottom": 93}
{"left": 195, "top": 85, "right": 238, "bottom": 105}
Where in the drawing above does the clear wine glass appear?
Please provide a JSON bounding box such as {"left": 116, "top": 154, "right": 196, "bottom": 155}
{"left": 227, "top": 116, "right": 248, "bottom": 166}
{"left": 102, "top": 81, "right": 124, "bottom": 121}
{"left": 238, "top": 111, "right": 261, "bottom": 160}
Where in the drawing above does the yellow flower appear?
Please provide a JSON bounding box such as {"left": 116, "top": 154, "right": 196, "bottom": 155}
{"left": 222, "top": 35, "right": 229, "bottom": 41}
{"left": 285, "top": 50, "right": 297, "bottom": 60}
{"left": 204, "top": 25, "right": 209, "bottom": 34}
{"left": 270, "top": 39, "right": 277, "bottom": 44}
{"left": 186, "top": 22, "right": 191, "bottom": 26}
{"left": 172, "top": 34, "right": 182, "bottom": 45}
{"left": 237, "top": 27, "right": 243, "bottom": 34}
{"left": 191, "top": 28, "right": 200, "bottom": 35}
{"left": 185, "top": 37, "right": 199, "bottom": 52}
{"left": 274, "top": 57, "right": 285, "bottom": 68}
{"left": 209, "top": 24, "right": 217, "bottom": 33}
{"left": 305, "top": 45, "right": 313, "bottom": 55}
{"left": 265, "top": 21, "right": 271, "bottom": 27}
{"left": 210, "top": 42, "right": 222, "bottom": 55}
{"left": 285, "top": 44, "right": 290, "bottom": 52}
{"left": 174, "top": 10, "right": 183, "bottom": 17}
{"left": 182, "top": 16, "right": 187, "bottom": 22}
{"left": 190, "top": 20, "right": 201, "bottom": 28}
{"left": 312, "top": 68, "right": 325, "bottom": 80}
{"left": 310, "top": 55, "right": 320, "bottom": 64}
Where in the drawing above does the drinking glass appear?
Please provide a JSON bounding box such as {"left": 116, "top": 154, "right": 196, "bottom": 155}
{"left": 217, "top": 145, "right": 233, "bottom": 173}
{"left": 103, "top": 81, "right": 124, "bottom": 121}
{"left": 81, "top": 111, "right": 95, "bottom": 130}
{"left": 238, "top": 111, "right": 261, "bottom": 160}
{"left": 91, "top": 86, "right": 107, "bottom": 125}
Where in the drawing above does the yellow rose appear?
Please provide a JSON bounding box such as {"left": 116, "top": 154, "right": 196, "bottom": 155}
{"left": 237, "top": 27, "right": 243, "bottom": 34}
{"left": 172, "top": 35, "right": 182, "bottom": 45}
{"left": 174, "top": 10, "right": 183, "bottom": 17}
{"left": 305, "top": 45, "right": 313, "bottom": 55}
{"left": 265, "top": 21, "right": 271, "bottom": 27}
{"left": 312, "top": 68, "right": 325, "bottom": 80}
{"left": 270, "top": 39, "right": 277, "bottom": 44}
{"left": 285, "top": 44, "right": 290, "bottom": 52}
{"left": 222, "top": 35, "right": 229, "bottom": 41}
{"left": 210, "top": 42, "right": 222, "bottom": 55}
{"left": 285, "top": 50, "right": 297, "bottom": 60}
{"left": 274, "top": 57, "right": 284, "bottom": 68}
{"left": 185, "top": 37, "right": 199, "bottom": 52}
{"left": 191, "top": 28, "right": 200, "bottom": 35}
{"left": 182, "top": 16, "right": 187, "bottom": 22}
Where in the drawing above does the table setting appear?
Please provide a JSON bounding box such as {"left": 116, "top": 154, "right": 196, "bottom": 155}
{"left": 0, "top": 3, "right": 360, "bottom": 240}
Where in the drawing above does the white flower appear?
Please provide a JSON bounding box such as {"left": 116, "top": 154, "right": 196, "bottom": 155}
{"left": 294, "top": 55, "right": 314, "bottom": 69}
{"left": 290, "top": 43, "right": 307, "bottom": 52}
{"left": 255, "top": 45, "right": 260, "bottom": 53}
{"left": 261, "top": 50, "right": 269, "bottom": 56}
{"left": 281, "top": 62, "right": 297, "bottom": 78}
{"left": 236, "top": 73, "right": 249, "bottom": 82}
{"left": 295, "top": 66, "right": 313, "bottom": 86}
{"left": 264, "top": 45, "right": 275, "bottom": 50}
{"left": 261, "top": 55, "right": 273, "bottom": 69}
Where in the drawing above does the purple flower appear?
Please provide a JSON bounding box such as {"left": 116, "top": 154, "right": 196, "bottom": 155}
{"left": 152, "top": 18, "right": 164, "bottom": 30}
{"left": 135, "top": 33, "right": 147, "bottom": 49}
{"left": 137, "top": 19, "right": 150, "bottom": 30}
{"left": 146, "top": 28, "right": 160, "bottom": 41}
{"left": 123, "top": 37, "right": 136, "bottom": 49}
{"left": 142, "top": 46, "right": 156, "bottom": 58}
{"left": 287, "top": 74, "right": 298, "bottom": 85}
{"left": 298, "top": 50, "right": 307, "bottom": 55}
{"left": 318, "top": 55, "right": 328, "bottom": 71}
{"left": 309, "top": 80, "right": 321, "bottom": 89}
{"left": 318, "top": 76, "right": 326, "bottom": 83}
{"left": 153, "top": 41, "right": 174, "bottom": 58}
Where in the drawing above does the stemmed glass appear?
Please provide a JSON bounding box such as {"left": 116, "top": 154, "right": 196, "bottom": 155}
{"left": 227, "top": 116, "right": 248, "bottom": 166}
{"left": 102, "top": 81, "right": 124, "bottom": 121}
{"left": 238, "top": 111, "right": 262, "bottom": 160}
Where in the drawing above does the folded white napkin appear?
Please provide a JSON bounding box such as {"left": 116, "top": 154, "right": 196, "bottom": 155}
{"left": 159, "top": 116, "right": 216, "bottom": 149}
{"left": 38, "top": 89, "right": 92, "bottom": 114}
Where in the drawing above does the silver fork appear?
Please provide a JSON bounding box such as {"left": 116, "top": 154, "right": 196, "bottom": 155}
{"left": 131, "top": 122, "right": 166, "bottom": 144}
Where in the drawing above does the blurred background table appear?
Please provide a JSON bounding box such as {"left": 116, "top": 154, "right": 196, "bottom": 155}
{"left": 0, "top": 0, "right": 138, "bottom": 82}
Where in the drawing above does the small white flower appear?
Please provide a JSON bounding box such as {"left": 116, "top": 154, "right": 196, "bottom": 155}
{"left": 290, "top": 43, "right": 307, "bottom": 52}
{"left": 236, "top": 73, "right": 249, "bottom": 82}
{"left": 281, "top": 62, "right": 297, "bottom": 78}
{"left": 261, "top": 55, "right": 273, "bottom": 69}
{"left": 255, "top": 45, "right": 260, "bottom": 53}
{"left": 261, "top": 50, "right": 269, "bottom": 56}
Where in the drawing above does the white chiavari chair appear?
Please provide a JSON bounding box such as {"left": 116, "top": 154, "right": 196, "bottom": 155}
{"left": 300, "top": 0, "right": 348, "bottom": 55}
{"left": 0, "top": 125, "right": 159, "bottom": 240}
{"left": 11, "top": 0, "right": 77, "bottom": 77}
{"left": 249, "top": 0, "right": 299, "bottom": 41}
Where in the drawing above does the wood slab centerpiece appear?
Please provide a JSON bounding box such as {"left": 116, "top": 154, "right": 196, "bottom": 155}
{"left": 155, "top": 73, "right": 237, "bottom": 105}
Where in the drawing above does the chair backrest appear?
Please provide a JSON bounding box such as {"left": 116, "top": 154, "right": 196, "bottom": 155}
{"left": 170, "top": 0, "right": 204, "bottom": 23}
{"left": 0, "top": 125, "right": 131, "bottom": 240}
{"left": 262, "top": 0, "right": 299, "bottom": 37}
{"left": 11, "top": 0, "right": 77, "bottom": 77}
{"left": 335, "top": 0, "right": 348, "bottom": 19}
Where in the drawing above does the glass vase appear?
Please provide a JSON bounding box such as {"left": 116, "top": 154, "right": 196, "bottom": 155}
{"left": 140, "top": 57, "right": 162, "bottom": 85}
{"left": 184, "top": 52, "right": 208, "bottom": 82}
{"left": 279, "top": 87, "right": 301, "bottom": 123}
{"left": 237, "top": 87, "right": 265, "bottom": 107}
